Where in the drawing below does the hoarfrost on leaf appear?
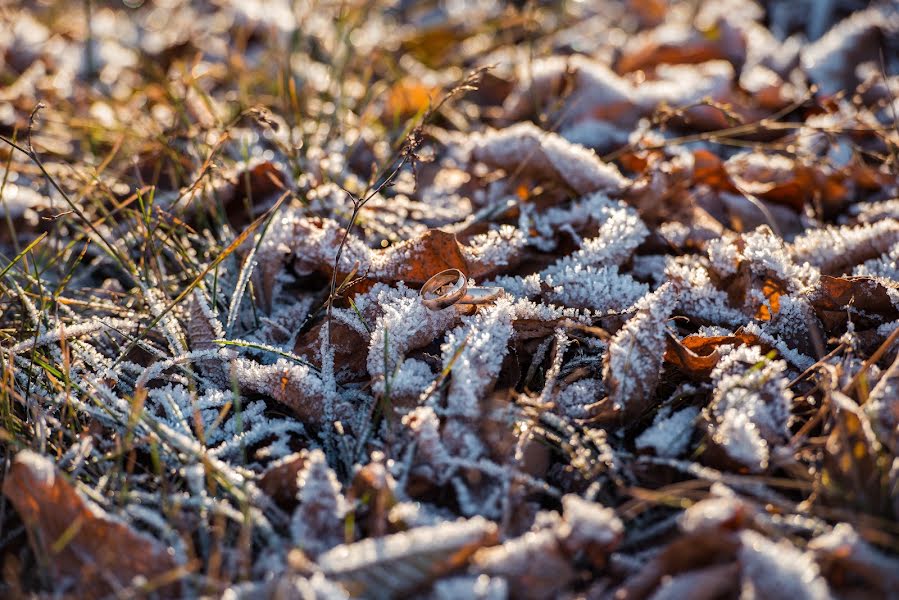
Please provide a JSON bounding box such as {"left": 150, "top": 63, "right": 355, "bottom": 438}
{"left": 440, "top": 298, "right": 515, "bottom": 418}
{"left": 603, "top": 283, "right": 677, "bottom": 419}
{"left": 635, "top": 405, "right": 700, "bottom": 458}
{"left": 290, "top": 449, "right": 348, "bottom": 557}
{"left": 468, "top": 122, "right": 628, "bottom": 195}
{"left": 738, "top": 530, "right": 831, "bottom": 600}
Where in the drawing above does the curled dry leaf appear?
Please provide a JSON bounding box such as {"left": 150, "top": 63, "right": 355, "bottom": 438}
{"left": 664, "top": 331, "right": 763, "bottom": 377}
{"left": 2, "top": 451, "right": 180, "bottom": 597}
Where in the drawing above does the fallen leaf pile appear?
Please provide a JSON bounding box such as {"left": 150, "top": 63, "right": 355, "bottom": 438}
{"left": 1, "top": 0, "right": 899, "bottom": 598}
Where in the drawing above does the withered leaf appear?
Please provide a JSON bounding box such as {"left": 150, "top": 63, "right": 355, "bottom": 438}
{"left": 2, "top": 451, "right": 180, "bottom": 597}
{"left": 807, "top": 276, "right": 899, "bottom": 332}
{"left": 604, "top": 284, "right": 676, "bottom": 420}
{"left": 318, "top": 517, "right": 498, "bottom": 598}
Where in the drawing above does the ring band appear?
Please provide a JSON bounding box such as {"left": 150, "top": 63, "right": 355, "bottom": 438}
{"left": 421, "top": 269, "right": 467, "bottom": 311}
{"left": 420, "top": 268, "right": 504, "bottom": 311}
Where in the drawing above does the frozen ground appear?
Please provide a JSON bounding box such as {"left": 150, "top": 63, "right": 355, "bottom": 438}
{"left": 1, "top": 0, "right": 899, "bottom": 598}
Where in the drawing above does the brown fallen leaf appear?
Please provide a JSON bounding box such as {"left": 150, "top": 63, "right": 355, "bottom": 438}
{"left": 807, "top": 276, "right": 899, "bottom": 332}
{"left": 259, "top": 451, "right": 307, "bottom": 509}
{"left": 664, "top": 331, "right": 763, "bottom": 377}
{"left": 616, "top": 19, "right": 746, "bottom": 74}
{"left": 382, "top": 78, "right": 439, "bottom": 122}
{"left": 2, "top": 451, "right": 181, "bottom": 597}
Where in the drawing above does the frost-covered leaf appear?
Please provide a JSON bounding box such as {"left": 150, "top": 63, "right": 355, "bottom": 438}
{"left": 616, "top": 18, "right": 746, "bottom": 73}
{"left": 472, "top": 529, "right": 573, "bottom": 599}
{"left": 646, "top": 563, "right": 739, "bottom": 600}
{"left": 365, "top": 284, "right": 456, "bottom": 398}
{"left": 441, "top": 298, "right": 516, "bottom": 418}
{"left": 809, "top": 523, "right": 899, "bottom": 597}
{"left": 430, "top": 575, "right": 508, "bottom": 600}
{"left": 291, "top": 449, "right": 348, "bottom": 557}
{"left": 235, "top": 357, "right": 331, "bottom": 424}
{"left": 790, "top": 220, "right": 899, "bottom": 276}
{"left": 738, "top": 530, "right": 831, "bottom": 600}
{"left": 800, "top": 4, "right": 899, "bottom": 96}
{"left": 603, "top": 283, "right": 677, "bottom": 420}
{"left": 558, "top": 494, "right": 623, "bottom": 559}
{"left": 317, "top": 517, "right": 498, "bottom": 599}
{"left": 708, "top": 345, "right": 793, "bottom": 471}
{"left": 544, "top": 265, "right": 648, "bottom": 313}
{"left": 469, "top": 122, "right": 628, "bottom": 195}
{"left": 636, "top": 405, "right": 700, "bottom": 457}
{"left": 807, "top": 275, "right": 899, "bottom": 332}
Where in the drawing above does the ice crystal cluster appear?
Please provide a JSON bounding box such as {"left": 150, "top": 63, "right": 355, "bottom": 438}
{"left": 3, "top": 0, "right": 899, "bottom": 598}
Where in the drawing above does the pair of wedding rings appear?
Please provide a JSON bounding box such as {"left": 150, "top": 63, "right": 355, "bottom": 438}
{"left": 420, "top": 269, "right": 503, "bottom": 311}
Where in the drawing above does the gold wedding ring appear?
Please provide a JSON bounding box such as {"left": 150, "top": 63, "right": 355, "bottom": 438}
{"left": 420, "top": 268, "right": 503, "bottom": 311}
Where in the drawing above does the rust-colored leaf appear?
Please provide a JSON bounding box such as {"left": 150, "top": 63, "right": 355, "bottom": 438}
{"left": 2, "top": 451, "right": 181, "bottom": 597}
{"left": 380, "top": 229, "right": 469, "bottom": 284}
{"left": 382, "top": 78, "right": 439, "bottom": 121}
{"left": 755, "top": 277, "right": 785, "bottom": 321}
{"left": 664, "top": 331, "right": 762, "bottom": 377}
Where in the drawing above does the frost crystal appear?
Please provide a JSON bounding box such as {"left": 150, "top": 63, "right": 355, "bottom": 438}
{"left": 441, "top": 299, "right": 515, "bottom": 418}
{"left": 604, "top": 283, "right": 677, "bottom": 418}
{"left": 635, "top": 406, "right": 700, "bottom": 458}
{"left": 291, "top": 449, "right": 348, "bottom": 557}
{"left": 790, "top": 220, "right": 899, "bottom": 275}
{"left": 469, "top": 122, "right": 628, "bottom": 195}
{"left": 710, "top": 345, "right": 794, "bottom": 471}
{"left": 738, "top": 530, "right": 831, "bottom": 600}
